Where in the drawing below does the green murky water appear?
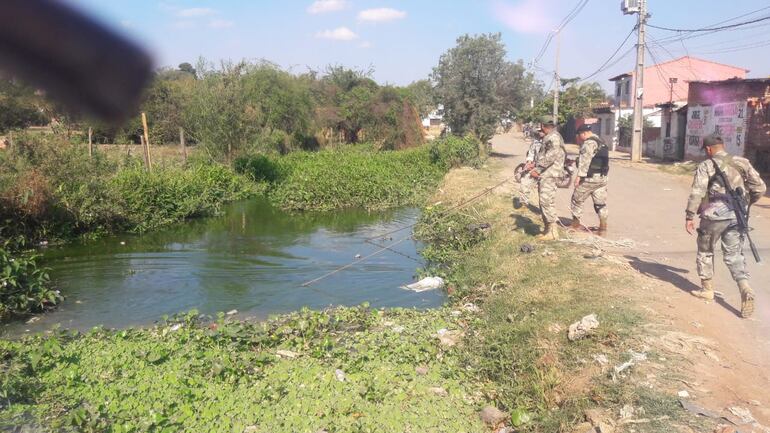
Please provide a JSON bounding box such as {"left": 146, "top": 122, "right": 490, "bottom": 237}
{"left": 4, "top": 198, "right": 442, "bottom": 335}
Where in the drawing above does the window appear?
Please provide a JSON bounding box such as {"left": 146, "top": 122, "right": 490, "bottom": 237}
{"left": 606, "top": 118, "right": 612, "bottom": 135}
{"left": 597, "top": 119, "right": 602, "bottom": 135}
{"left": 616, "top": 83, "right": 621, "bottom": 97}
{"left": 625, "top": 80, "right": 631, "bottom": 95}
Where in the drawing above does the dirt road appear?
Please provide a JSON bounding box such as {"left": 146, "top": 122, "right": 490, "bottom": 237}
{"left": 492, "top": 131, "right": 770, "bottom": 426}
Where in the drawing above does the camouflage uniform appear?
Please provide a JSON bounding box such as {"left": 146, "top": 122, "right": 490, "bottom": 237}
{"left": 686, "top": 150, "right": 766, "bottom": 312}
{"left": 571, "top": 134, "right": 609, "bottom": 220}
{"left": 517, "top": 139, "right": 542, "bottom": 206}
{"left": 535, "top": 130, "right": 566, "bottom": 224}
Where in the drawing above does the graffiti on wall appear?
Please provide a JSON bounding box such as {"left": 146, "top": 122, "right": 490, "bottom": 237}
{"left": 687, "top": 102, "right": 747, "bottom": 155}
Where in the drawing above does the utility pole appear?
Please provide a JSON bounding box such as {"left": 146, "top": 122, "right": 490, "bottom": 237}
{"left": 553, "top": 30, "right": 561, "bottom": 125}
{"left": 630, "top": 0, "right": 647, "bottom": 162}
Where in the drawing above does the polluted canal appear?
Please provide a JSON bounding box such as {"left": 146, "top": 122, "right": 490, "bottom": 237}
{"left": 4, "top": 198, "right": 444, "bottom": 335}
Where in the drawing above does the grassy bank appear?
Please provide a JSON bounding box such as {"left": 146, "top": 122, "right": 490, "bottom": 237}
{"left": 0, "top": 134, "right": 258, "bottom": 242}
{"left": 411, "top": 160, "right": 703, "bottom": 432}
{"left": 0, "top": 152, "right": 707, "bottom": 432}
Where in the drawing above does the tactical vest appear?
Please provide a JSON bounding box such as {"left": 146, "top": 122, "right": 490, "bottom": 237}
{"left": 586, "top": 137, "right": 609, "bottom": 177}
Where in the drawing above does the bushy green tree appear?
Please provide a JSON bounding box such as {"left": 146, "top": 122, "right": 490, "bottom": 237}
{"left": 432, "top": 33, "right": 541, "bottom": 142}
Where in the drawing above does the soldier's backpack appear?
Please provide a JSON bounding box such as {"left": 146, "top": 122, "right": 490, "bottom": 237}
{"left": 586, "top": 137, "right": 609, "bottom": 177}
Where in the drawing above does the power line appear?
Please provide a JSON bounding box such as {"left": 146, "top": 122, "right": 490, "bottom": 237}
{"left": 651, "top": 5, "right": 770, "bottom": 45}
{"left": 531, "top": 0, "right": 590, "bottom": 66}
{"left": 648, "top": 14, "right": 770, "bottom": 32}
{"left": 578, "top": 25, "right": 637, "bottom": 83}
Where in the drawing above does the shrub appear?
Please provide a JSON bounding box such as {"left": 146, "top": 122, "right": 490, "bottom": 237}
{"left": 111, "top": 164, "right": 258, "bottom": 232}
{"left": 429, "top": 135, "right": 483, "bottom": 169}
{"left": 233, "top": 154, "right": 282, "bottom": 183}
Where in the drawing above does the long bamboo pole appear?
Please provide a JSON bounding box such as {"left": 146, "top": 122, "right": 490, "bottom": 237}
{"left": 141, "top": 112, "right": 152, "bottom": 170}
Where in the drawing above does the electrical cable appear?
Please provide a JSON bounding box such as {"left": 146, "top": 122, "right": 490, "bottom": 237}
{"left": 531, "top": 0, "right": 590, "bottom": 66}
{"left": 578, "top": 25, "right": 637, "bottom": 83}
{"left": 648, "top": 14, "right": 770, "bottom": 33}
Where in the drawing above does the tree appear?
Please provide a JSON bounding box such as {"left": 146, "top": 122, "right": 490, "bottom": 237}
{"left": 432, "top": 33, "right": 541, "bottom": 142}
{"left": 404, "top": 79, "right": 436, "bottom": 119}
{"left": 0, "top": 78, "right": 47, "bottom": 133}
{"left": 520, "top": 82, "right": 608, "bottom": 126}
{"left": 178, "top": 62, "right": 197, "bottom": 78}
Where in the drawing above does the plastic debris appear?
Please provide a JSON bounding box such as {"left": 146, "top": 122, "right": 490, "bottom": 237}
{"left": 402, "top": 276, "right": 445, "bottom": 292}
{"left": 568, "top": 314, "right": 600, "bottom": 341}
{"left": 334, "top": 369, "right": 346, "bottom": 382}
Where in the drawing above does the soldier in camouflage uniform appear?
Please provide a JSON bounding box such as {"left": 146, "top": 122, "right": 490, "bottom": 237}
{"left": 570, "top": 124, "right": 609, "bottom": 235}
{"left": 686, "top": 135, "right": 766, "bottom": 318}
{"left": 514, "top": 129, "right": 544, "bottom": 208}
{"left": 528, "top": 116, "right": 566, "bottom": 240}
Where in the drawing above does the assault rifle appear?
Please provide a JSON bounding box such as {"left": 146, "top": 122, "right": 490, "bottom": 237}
{"left": 711, "top": 158, "right": 762, "bottom": 263}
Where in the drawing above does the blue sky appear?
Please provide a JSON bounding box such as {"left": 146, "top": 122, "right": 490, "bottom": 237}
{"left": 64, "top": 0, "right": 770, "bottom": 92}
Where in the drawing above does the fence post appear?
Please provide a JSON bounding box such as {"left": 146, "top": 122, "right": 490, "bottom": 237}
{"left": 140, "top": 135, "right": 150, "bottom": 170}
{"left": 141, "top": 112, "right": 152, "bottom": 171}
{"left": 179, "top": 127, "right": 187, "bottom": 164}
{"left": 88, "top": 127, "right": 93, "bottom": 158}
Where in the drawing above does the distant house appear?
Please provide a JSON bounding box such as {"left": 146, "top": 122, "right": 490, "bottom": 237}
{"left": 594, "top": 56, "right": 748, "bottom": 155}
{"left": 422, "top": 104, "right": 444, "bottom": 128}
{"left": 684, "top": 78, "right": 770, "bottom": 174}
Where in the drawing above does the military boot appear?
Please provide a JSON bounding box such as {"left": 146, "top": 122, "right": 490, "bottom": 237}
{"left": 537, "top": 223, "right": 559, "bottom": 240}
{"left": 570, "top": 217, "right": 581, "bottom": 230}
{"left": 738, "top": 279, "right": 755, "bottom": 319}
{"left": 597, "top": 216, "right": 608, "bottom": 236}
{"left": 691, "top": 279, "right": 715, "bottom": 301}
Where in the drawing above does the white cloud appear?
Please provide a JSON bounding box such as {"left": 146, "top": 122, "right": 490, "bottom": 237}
{"left": 120, "top": 20, "right": 134, "bottom": 29}
{"left": 208, "top": 19, "right": 234, "bottom": 29}
{"left": 307, "top": 0, "right": 348, "bottom": 14}
{"left": 315, "top": 27, "right": 358, "bottom": 41}
{"left": 172, "top": 20, "right": 196, "bottom": 29}
{"left": 492, "top": 0, "right": 554, "bottom": 34}
{"left": 357, "top": 8, "right": 407, "bottom": 22}
{"left": 177, "top": 7, "right": 217, "bottom": 18}
{"left": 359, "top": 41, "right": 372, "bottom": 48}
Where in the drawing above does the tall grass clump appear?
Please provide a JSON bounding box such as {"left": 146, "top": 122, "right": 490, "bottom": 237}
{"left": 112, "top": 164, "right": 260, "bottom": 232}
{"left": 429, "top": 134, "right": 484, "bottom": 170}
{"left": 233, "top": 136, "right": 485, "bottom": 212}
{"left": 267, "top": 146, "right": 446, "bottom": 211}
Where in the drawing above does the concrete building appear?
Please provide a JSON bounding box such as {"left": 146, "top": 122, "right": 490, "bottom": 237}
{"left": 684, "top": 78, "right": 770, "bottom": 174}
{"left": 596, "top": 56, "right": 748, "bottom": 155}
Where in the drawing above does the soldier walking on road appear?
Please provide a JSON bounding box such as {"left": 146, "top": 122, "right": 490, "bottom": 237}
{"left": 570, "top": 124, "right": 610, "bottom": 235}
{"left": 528, "top": 116, "right": 566, "bottom": 240}
{"left": 686, "top": 135, "right": 766, "bottom": 318}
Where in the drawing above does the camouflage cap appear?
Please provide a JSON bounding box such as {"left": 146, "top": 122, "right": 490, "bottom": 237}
{"left": 702, "top": 135, "right": 724, "bottom": 148}
{"left": 539, "top": 115, "right": 556, "bottom": 126}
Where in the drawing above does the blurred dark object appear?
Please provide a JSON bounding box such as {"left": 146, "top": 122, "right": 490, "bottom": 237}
{"left": 0, "top": 0, "right": 153, "bottom": 124}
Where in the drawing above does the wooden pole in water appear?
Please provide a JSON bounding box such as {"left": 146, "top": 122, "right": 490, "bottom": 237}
{"left": 88, "top": 127, "right": 93, "bottom": 158}
{"left": 179, "top": 127, "right": 187, "bottom": 164}
{"left": 141, "top": 112, "right": 152, "bottom": 170}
